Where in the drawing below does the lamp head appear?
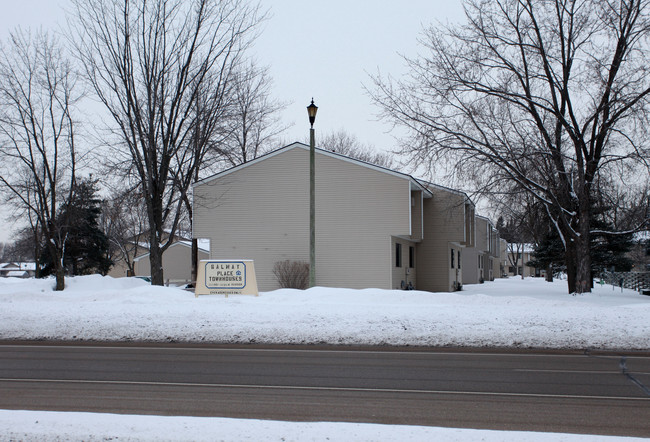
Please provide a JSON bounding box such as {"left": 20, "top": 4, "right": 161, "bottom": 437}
{"left": 307, "top": 98, "right": 318, "bottom": 128}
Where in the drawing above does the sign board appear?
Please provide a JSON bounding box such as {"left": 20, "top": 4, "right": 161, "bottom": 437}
{"left": 195, "top": 259, "right": 259, "bottom": 297}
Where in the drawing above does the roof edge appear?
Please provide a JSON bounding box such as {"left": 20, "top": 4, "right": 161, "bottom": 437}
{"left": 194, "top": 141, "right": 433, "bottom": 197}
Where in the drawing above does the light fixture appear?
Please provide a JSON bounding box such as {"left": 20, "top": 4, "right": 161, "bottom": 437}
{"left": 307, "top": 98, "right": 318, "bottom": 128}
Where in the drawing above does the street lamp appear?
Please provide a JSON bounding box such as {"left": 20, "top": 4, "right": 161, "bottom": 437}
{"left": 307, "top": 99, "right": 318, "bottom": 288}
{"left": 307, "top": 98, "right": 318, "bottom": 128}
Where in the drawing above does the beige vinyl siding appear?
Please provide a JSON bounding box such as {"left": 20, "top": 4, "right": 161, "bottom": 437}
{"left": 463, "top": 216, "right": 489, "bottom": 285}
{"left": 461, "top": 246, "right": 480, "bottom": 284}
{"left": 193, "top": 147, "right": 309, "bottom": 291}
{"left": 134, "top": 242, "right": 208, "bottom": 282}
{"left": 416, "top": 188, "right": 468, "bottom": 292}
{"left": 316, "top": 150, "right": 410, "bottom": 290}
{"left": 108, "top": 260, "right": 129, "bottom": 278}
{"left": 193, "top": 145, "right": 411, "bottom": 291}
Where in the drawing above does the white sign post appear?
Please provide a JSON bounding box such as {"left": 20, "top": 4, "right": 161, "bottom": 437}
{"left": 195, "top": 260, "right": 259, "bottom": 298}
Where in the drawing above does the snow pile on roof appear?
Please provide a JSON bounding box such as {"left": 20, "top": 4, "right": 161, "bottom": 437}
{"left": 0, "top": 262, "right": 35, "bottom": 271}
{"left": 1, "top": 274, "right": 648, "bottom": 349}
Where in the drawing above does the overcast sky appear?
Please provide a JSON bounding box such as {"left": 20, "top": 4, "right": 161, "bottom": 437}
{"left": 0, "top": 1, "right": 466, "bottom": 243}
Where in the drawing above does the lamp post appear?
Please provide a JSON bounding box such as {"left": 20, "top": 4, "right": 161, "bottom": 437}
{"left": 307, "top": 99, "right": 318, "bottom": 288}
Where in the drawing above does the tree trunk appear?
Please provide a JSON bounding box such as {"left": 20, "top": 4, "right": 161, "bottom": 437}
{"left": 574, "top": 219, "right": 592, "bottom": 294}
{"left": 565, "top": 245, "right": 577, "bottom": 294}
{"left": 50, "top": 243, "right": 65, "bottom": 291}
{"left": 147, "top": 189, "right": 166, "bottom": 286}
{"left": 55, "top": 264, "right": 65, "bottom": 291}
{"left": 574, "top": 245, "right": 591, "bottom": 293}
{"left": 149, "top": 238, "right": 164, "bottom": 286}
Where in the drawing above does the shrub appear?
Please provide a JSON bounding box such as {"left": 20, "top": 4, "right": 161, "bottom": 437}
{"left": 272, "top": 260, "right": 309, "bottom": 289}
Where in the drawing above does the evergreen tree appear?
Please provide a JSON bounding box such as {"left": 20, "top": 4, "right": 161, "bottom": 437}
{"left": 40, "top": 178, "right": 113, "bottom": 276}
{"left": 590, "top": 218, "right": 634, "bottom": 273}
{"left": 527, "top": 229, "right": 566, "bottom": 279}
{"left": 529, "top": 215, "right": 634, "bottom": 281}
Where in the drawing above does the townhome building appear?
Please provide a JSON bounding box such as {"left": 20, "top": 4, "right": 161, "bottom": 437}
{"left": 192, "top": 142, "right": 479, "bottom": 292}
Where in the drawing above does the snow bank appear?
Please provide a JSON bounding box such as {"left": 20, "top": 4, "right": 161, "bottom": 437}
{"left": 1, "top": 275, "right": 648, "bottom": 350}
{"left": 0, "top": 410, "right": 644, "bottom": 442}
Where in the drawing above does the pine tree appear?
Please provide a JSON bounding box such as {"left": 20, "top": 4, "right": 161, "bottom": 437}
{"left": 40, "top": 178, "right": 113, "bottom": 276}
{"left": 529, "top": 215, "right": 634, "bottom": 283}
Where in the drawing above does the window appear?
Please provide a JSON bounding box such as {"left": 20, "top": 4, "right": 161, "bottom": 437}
{"left": 458, "top": 250, "right": 461, "bottom": 269}
{"left": 478, "top": 255, "right": 481, "bottom": 269}
{"left": 409, "top": 246, "right": 415, "bottom": 268}
{"left": 451, "top": 248, "right": 455, "bottom": 268}
{"left": 395, "top": 243, "right": 402, "bottom": 268}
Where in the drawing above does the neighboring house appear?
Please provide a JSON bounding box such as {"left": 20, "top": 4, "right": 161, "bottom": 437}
{"left": 505, "top": 244, "right": 538, "bottom": 277}
{"left": 107, "top": 230, "right": 195, "bottom": 278}
{"left": 133, "top": 240, "right": 209, "bottom": 284}
{"left": 193, "top": 142, "right": 482, "bottom": 292}
{"left": 0, "top": 262, "right": 36, "bottom": 278}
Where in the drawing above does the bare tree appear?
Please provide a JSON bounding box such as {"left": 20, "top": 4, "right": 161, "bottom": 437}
{"left": 100, "top": 186, "right": 149, "bottom": 276}
{"left": 216, "top": 62, "right": 290, "bottom": 167}
{"left": 317, "top": 129, "right": 396, "bottom": 169}
{"left": 4, "top": 226, "right": 41, "bottom": 263}
{"left": 70, "top": 0, "right": 264, "bottom": 285}
{"left": 173, "top": 61, "right": 287, "bottom": 285}
{"left": 371, "top": 0, "right": 650, "bottom": 293}
{"left": 0, "top": 30, "right": 80, "bottom": 290}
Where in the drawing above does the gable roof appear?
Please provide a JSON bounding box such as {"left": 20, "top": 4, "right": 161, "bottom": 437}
{"left": 476, "top": 214, "right": 495, "bottom": 228}
{"left": 194, "top": 142, "right": 433, "bottom": 197}
{"left": 421, "top": 180, "right": 475, "bottom": 208}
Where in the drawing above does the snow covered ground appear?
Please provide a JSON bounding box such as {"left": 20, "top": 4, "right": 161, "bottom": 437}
{"left": 0, "top": 274, "right": 649, "bottom": 349}
{"left": 1, "top": 410, "right": 647, "bottom": 442}
{"left": 1, "top": 275, "right": 649, "bottom": 441}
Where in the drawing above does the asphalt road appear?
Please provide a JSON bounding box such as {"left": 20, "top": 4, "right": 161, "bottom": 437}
{"left": 1, "top": 343, "right": 649, "bottom": 437}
